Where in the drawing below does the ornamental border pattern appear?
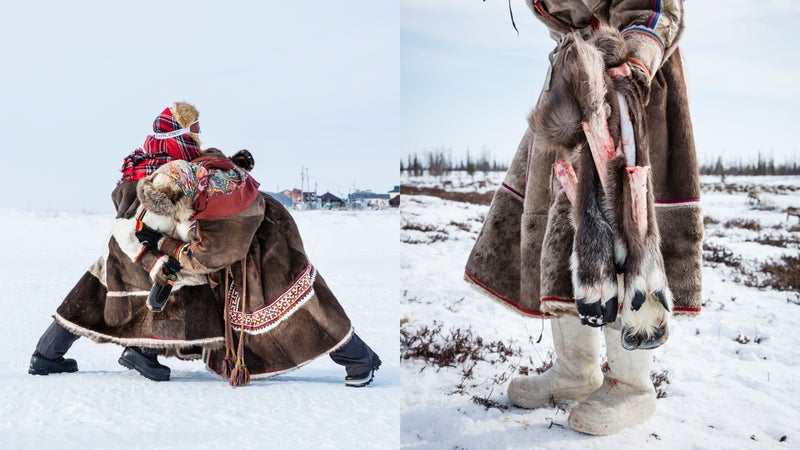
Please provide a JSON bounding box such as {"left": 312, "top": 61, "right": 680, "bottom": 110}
{"left": 228, "top": 264, "right": 317, "bottom": 335}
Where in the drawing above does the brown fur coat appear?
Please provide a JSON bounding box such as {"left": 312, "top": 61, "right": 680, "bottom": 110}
{"left": 465, "top": 4, "right": 702, "bottom": 318}
{"left": 56, "top": 180, "right": 353, "bottom": 378}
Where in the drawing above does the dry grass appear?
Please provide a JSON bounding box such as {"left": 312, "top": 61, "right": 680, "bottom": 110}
{"left": 401, "top": 185, "right": 495, "bottom": 205}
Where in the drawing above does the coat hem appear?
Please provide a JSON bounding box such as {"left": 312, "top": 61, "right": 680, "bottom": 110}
{"left": 464, "top": 270, "right": 552, "bottom": 318}
{"left": 53, "top": 313, "right": 225, "bottom": 349}
{"left": 204, "top": 327, "right": 355, "bottom": 381}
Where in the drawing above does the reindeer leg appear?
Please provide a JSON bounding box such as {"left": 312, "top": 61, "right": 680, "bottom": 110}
{"left": 616, "top": 98, "right": 673, "bottom": 349}
{"left": 569, "top": 150, "right": 619, "bottom": 327}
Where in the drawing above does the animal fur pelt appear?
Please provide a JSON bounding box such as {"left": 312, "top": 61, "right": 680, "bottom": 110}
{"left": 530, "top": 26, "right": 672, "bottom": 350}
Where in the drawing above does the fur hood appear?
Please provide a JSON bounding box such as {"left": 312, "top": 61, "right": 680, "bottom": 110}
{"left": 136, "top": 172, "right": 194, "bottom": 222}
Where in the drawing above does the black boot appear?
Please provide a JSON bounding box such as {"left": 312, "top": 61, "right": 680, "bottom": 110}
{"left": 330, "top": 333, "right": 382, "bottom": 388}
{"left": 29, "top": 321, "right": 80, "bottom": 375}
{"left": 118, "top": 347, "right": 171, "bottom": 381}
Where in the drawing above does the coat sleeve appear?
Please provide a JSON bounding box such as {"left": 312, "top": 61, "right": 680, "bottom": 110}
{"left": 608, "top": 0, "right": 684, "bottom": 80}
{"left": 527, "top": 0, "right": 594, "bottom": 34}
{"left": 158, "top": 199, "right": 265, "bottom": 275}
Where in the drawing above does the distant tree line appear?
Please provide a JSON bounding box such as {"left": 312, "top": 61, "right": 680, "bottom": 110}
{"left": 401, "top": 147, "right": 508, "bottom": 177}
{"left": 700, "top": 153, "right": 800, "bottom": 178}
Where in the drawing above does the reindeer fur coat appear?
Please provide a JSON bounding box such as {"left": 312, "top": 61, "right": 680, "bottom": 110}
{"left": 465, "top": 0, "right": 703, "bottom": 325}
{"left": 55, "top": 164, "right": 352, "bottom": 379}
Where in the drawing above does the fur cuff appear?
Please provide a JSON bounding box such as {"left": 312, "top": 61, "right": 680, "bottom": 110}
{"left": 621, "top": 26, "right": 665, "bottom": 80}
{"left": 149, "top": 255, "right": 168, "bottom": 282}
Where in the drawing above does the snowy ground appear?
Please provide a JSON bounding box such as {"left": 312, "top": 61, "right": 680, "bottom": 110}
{"left": 400, "top": 173, "right": 800, "bottom": 449}
{"left": 0, "top": 208, "right": 399, "bottom": 450}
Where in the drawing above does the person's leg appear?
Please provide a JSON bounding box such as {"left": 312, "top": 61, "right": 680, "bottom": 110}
{"left": 507, "top": 316, "right": 603, "bottom": 408}
{"left": 29, "top": 320, "right": 80, "bottom": 375}
{"left": 118, "top": 347, "right": 171, "bottom": 382}
{"left": 568, "top": 321, "right": 656, "bottom": 435}
{"left": 329, "top": 333, "right": 381, "bottom": 387}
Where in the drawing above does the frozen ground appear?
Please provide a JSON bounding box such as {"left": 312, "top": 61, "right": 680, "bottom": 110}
{"left": 0, "top": 208, "right": 399, "bottom": 450}
{"left": 400, "top": 173, "right": 800, "bottom": 449}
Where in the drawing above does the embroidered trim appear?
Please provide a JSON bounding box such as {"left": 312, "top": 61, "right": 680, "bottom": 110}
{"left": 647, "top": 0, "right": 662, "bottom": 28}
{"left": 622, "top": 26, "right": 665, "bottom": 54}
{"left": 627, "top": 57, "right": 652, "bottom": 80}
{"left": 229, "top": 264, "right": 317, "bottom": 334}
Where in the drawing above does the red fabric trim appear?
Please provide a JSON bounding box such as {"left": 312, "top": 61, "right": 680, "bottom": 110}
{"left": 148, "top": 255, "right": 165, "bottom": 273}
{"left": 501, "top": 182, "right": 524, "bottom": 200}
{"left": 673, "top": 306, "right": 701, "bottom": 314}
{"left": 134, "top": 247, "right": 146, "bottom": 262}
{"left": 464, "top": 270, "right": 550, "bottom": 317}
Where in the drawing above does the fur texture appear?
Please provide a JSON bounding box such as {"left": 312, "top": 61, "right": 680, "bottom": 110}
{"left": 55, "top": 181, "right": 354, "bottom": 378}
{"left": 171, "top": 101, "right": 199, "bottom": 129}
{"left": 465, "top": 33, "right": 702, "bottom": 325}
{"left": 136, "top": 173, "right": 194, "bottom": 222}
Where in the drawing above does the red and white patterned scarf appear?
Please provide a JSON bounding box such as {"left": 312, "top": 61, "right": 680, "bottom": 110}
{"left": 119, "top": 107, "right": 201, "bottom": 183}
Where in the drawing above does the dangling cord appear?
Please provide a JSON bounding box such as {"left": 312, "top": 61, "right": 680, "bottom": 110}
{"left": 229, "top": 254, "right": 250, "bottom": 387}
{"left": 221, "top": 267, "right": 236, "bottom": 378}
{"left": 535, "top": 314, "right": 545, "bottom": 344}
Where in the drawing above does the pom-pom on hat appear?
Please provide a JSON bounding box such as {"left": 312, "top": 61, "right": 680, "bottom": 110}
{"left": 152, "top": 102, "right": 200, "bottom": 139}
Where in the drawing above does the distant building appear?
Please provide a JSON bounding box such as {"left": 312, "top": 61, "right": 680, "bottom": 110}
{"left": 320, "top": 192, "right": 345, "bottom": 209}
{"left": 349, "top": 190, "right": 391, "bottom": 210}
{"left": 265, "top": 192, "right": 295, "bottom": 208}
{"left": 389, "top": 185, "right": 400, "bottom": 199}
{"left": 280, "top": 188, "right": 303, "bottom": 204}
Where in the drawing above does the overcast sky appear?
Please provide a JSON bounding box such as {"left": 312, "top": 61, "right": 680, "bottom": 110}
{"left": 402, "top": 0, "right": 800, "bottom": 168}
{"left": 0, "top": 1, "right": 398, "bottom": 213}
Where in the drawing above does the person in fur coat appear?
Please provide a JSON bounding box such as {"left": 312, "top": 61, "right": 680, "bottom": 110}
{"left": 29, "top": 101, "right": 214, "bottom": 380}
{"left": 464, "top": 0, "right": 702, "bottom": 435}
{"left": 31, "top": 105, "right": 380, "bottom": 386}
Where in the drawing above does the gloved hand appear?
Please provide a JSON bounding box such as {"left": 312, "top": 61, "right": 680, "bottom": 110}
{"left": 230, "top": 149, "right": 255, "bottom": 171}
{"left": 135, "top": 225, "right": 163, "bottom": 250}
{"left": 154, "top": 256, "right": 182, "bottom": 285}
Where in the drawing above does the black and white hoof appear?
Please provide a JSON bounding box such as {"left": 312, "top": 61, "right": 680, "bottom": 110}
{"left": 621, "top": 322, "right": 668, "bottom": 350}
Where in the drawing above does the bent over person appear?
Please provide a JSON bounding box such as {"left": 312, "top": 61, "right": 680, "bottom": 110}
{"left": 30, "top": 109, "right": 380, "bottom": 387}
{"left": 465, "top": 0, "right": 702, "bottom": 435}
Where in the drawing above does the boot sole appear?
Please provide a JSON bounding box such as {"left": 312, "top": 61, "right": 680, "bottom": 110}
{"left": 118, "top": 357, "right": 170, "bottom": 382}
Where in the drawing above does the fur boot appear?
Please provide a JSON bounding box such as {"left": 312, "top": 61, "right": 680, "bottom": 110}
{"left": 568, "top": 323, "right": 656, "bottom": 435}
{"left": 507, "top": 316, "right": 602, "bottom": 408}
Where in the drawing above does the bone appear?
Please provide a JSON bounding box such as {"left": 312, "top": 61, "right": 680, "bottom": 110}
{"left": 581, "top": 113, "right": 617, "bottom": 190}
{"left": 626, "top": 166, "right": 650, "bottom": 240}
{"left": 616, "top": 92, "right": 636, "bottom": 166}
{"left": 553, "top": 158, "right": 578, "bottom": 205}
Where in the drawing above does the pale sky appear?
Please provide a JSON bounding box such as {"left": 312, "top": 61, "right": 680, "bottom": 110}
{"left": 402, "top": 0, "right": 800, "bottom": 168}
{"left": 0, "top": 1, "right": 399, "bottom": 213}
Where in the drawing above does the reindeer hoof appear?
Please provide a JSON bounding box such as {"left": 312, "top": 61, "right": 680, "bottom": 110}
{"left": 631, "top": 291, "right": 646, "bottom": 311}
{"left": 578, "top": 300, "right": 605, "bottom": 327}
{"left": 621, "top": 323, "right": 668, "bottom": 350}
{"left": 655, "top": 290, "right": 671, "bottom": 311}
{"left": 603, "top": 296, "right": 619, "bottom": 324}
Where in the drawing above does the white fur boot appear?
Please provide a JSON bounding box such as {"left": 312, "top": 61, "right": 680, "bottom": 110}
{"left": 507, "top": 316, "right": 602, "bottom": 409}
{"left": 568, "top": 323, "right": 656, "bottom": 435}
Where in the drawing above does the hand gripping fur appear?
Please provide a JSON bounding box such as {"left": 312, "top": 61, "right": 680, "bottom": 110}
{"left": 531, "top": 27, "right": 672, "bottom": 349}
